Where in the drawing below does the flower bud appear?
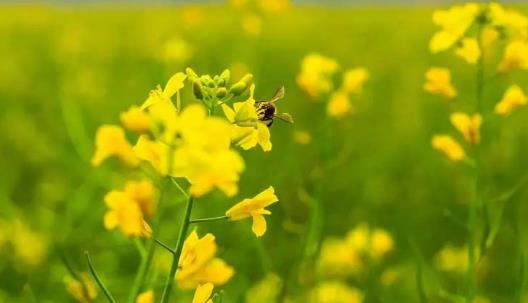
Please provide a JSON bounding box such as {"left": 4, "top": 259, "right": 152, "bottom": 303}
{"left": 186, "top": 67, "right": 198, "bottom": 81}
{"left": 240, "top": 73, "right": 253, "bottom": 86}
{"left": 216, "top": 87, "right": 228, "bottom": 99}
{"left": 220, "top": 69, "right": 230, "bottom": 84}
{"left": 193, "top": 80, "right": 204, "bottom": 100}
{"left": 229, "top": 82, "right": 248, "bottom": 96}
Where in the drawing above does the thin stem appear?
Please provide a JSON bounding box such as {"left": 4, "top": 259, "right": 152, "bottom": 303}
{"left": 465, "top": 18, "right": 486, "bottom": 303}
{"left": 154, "top": 238, "right": 175, "bottom": 254}
{"left": 189, "top": 215, "right": 228, "bottom": 224}
{"left": 85, "top": 251, "right": 117, "bottom": 303}
{"left": 160, "top": 196, "right": 194, "bottom": 303}
{"left": 134, "top": 238, "right": 147, "bottom": 259}
{"left": 170, "top": 177, "right": 189, "bottom": 199}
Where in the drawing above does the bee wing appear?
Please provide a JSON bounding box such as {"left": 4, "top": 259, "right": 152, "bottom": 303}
{"left": 269, "top": 86, "right": 285, "bottom": 103}
{"left": 274, "top": 112, "right": 294, "bottom": 124}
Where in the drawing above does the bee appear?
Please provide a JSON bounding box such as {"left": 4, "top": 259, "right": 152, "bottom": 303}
{"left": 255, "top": 86, "right": 294, "bottom": 127}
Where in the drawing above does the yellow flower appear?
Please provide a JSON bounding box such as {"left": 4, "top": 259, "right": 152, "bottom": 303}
{"left": 489, "top": 3, "right": 528, "bottom": 40}
{"left": 225, "top": 186, "right": 279, "bottom": 237}
{"left": 341, "top": 68, "right": 369, "bottom": 94}
{"left": 124, "top": 180, "right": 156, "bottom": 218}
{"left": 327, "top": 91, "right": 354, "bottom": 118}
{"left": 434, "top": 245, "right": 468, "bottom": 274}
{"left": 244, "top": 273, "right": 282, "bottom": 303}
{"left": 91, "top": 125, "right": 139, "bottom": 167}
{"left": 450, "top": 112, "right": 482, "bottom": 145}
{"left": 495, "top": 85, "right": 528, "bottom": 116}
{"left": 192, "top": 283, "right": 214, "bottom": 303}
{"left": 317, "top": 237, "right": 362, "bottom": 277}
{"left": 258, "top": 0, "right": 290, "bottom": 13}
{"left": 65, "top": 273, "right": 97, "bottom": 303}
{"left": 136, "top": 290, "right": 154, "bottom": 303}
{"left": 162, "top": 37, "right": 193, "bottom": 63}
{"left": 222, "top": 85, "right": 272, "bottom": 152}
{"left": 455, "top": 38, "right": 481, "bottom": 64}
{"left": 242, "top": 14, "right": 262, "bottom": 36}
{"left": 120, "top": 106, "right": 151, "bottom": 134}
{"left": 370, "top": 229, "right": 394, "bottom": 259}
{"left": 481, "top": 27, "right": 500, "bottom": 50}
{"left": 424, "top": 67, "right": 457, "bottom": 99}
{"left": 346, "top": 224, "right": 394, "bottom": 260}
{"left": 103, "top": 191, "right": 151, "bottom": 238}
{"left": 297, "top": 53, "right": 339, "bottom": 100}
{"left": 141, "top": 72, "right": 186, "bottom": 110}
{"left": 135, "top": 104, "right": 245, "bottom": 197}
{"left": 177, "top": 231, "right": 234, "bottom": 289}
{"left": 293, "top": 130, "right": 311, "bottom": 145}
{"left": 11, "top": 220, "right": 47, "bottom": 267}
{"left": 429, "top": 3, "right": 480, "bottom": 53}
{"left": 498, "top": 40, "right": 528, "bottom": 72}
{"left": 432, "top": 135, "right": 466, "bottom": 162}
{"left": 310, "top": 281, "right": 364, "bottom": 303}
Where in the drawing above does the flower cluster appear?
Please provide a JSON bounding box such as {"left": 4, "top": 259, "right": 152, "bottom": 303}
{"left": 85, "top": 68, "right": 290, "bottom": 302}
{"left": 297, "top": 53, "right": 369, "bottom": 118}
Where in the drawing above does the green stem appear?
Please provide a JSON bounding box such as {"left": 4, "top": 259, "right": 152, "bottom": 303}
{"left": 85, "top": 251, "right": 117, "bottom": 303}
{"left": 160, "top": 196, "right": 194, "bottom": 303}
{"left": 154, "top": 238, "right": 176, "bottom": 254}
{"left": 465, "top": 19, "right": 486, "bottom": 303}
{"left": 189, "top": 215, "right": 228, "bottom": 224}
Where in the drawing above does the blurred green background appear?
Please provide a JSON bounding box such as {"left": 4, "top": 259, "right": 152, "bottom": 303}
{"left": 1, "top": 2, "right": 528, "bottom": 303}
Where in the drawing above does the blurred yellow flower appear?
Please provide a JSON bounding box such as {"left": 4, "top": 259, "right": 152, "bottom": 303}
{"left": 498, "top": 40, "right": 528, "bottom": 72}
{"left": 177, "top": 231, "right": 234, "bottom": 289}
{"left": 317, "top": 237, "right": 362, "bottom": 277}
{"left": 136, "top": 290, "right": 154, "bottom": 303}
{"left": 495, "top": 85, "right": 527, "bottom": 116}
{"left": 310, "top": 281, "right": 364, "bottom": 303}
{"left": 346, "top": 224, "right": 394, "bottom": 260}
{"left": 133, "top": 135, "right": 168, "bottom": 174}
{"left": 327, "top": 91, "right": 354, "bottom": 118}
{"left": 12, "top": 220, "right": 48, "bottom": 268}
{"left": 193, "top": 283, "right": 214, "bottom": 303}
{"left": 226, "top": 186, "right": 279, "bottom": 237}
{"left": 244, "top": 273, "right": 282, "bottom": 303}
{"left": 242, "top": 14, "right": 262, "bottom": 36}
{"left": 258, "top": 0, "right": 290, "bottom": 13}
{"left": 65, "top": 273, "right": 97, "bottom": 303}
{"left": 429, "top": 3, "right": 480, "bottom": 53}
{"left": 121, "top": 106, "right": 151, "bottom": 134}
{"left": 124, "top": 180, "right": 156, "bottom": 218}
{"left": 341, "top": 68, "right": 369, "bottom": 94}
{"left": 481, "top": 27, "right": 499, "bottom": 50}
{"left": 455, "top": 38, "right": 481, "bottom": 64}
{"left": 297, "top": 53, "right": 339, "bottom": 100}
{"left": 489, "top": 3, "right": 528, "bottom": 40}
{"left": 432, "top": 135, "right": 466, "bottom": 162}
{"left": 162, "top": 37, "right": 193, "bottom": 63}
{"left": 91, "top": 125, "right": 139, "bottom": 167}
{"left": 103, "top": 190, "right": 151, "bottom": 238}
{"left": 182, "top": 6, "right": 204, "bottom": 27}
{"left": 142, "top": 72, "right": 186, "bottom": 109}
{"left": 434, "top": 245, "right": 468, "bottom": 274}
{"left": 450, "top": 112, "right": 482, "bottom": 145}
{"left": 293, "top": 130, "right": 311, "bottom": 145}
{"left": 424, "top": 67, "right": 457, "bottom": 99}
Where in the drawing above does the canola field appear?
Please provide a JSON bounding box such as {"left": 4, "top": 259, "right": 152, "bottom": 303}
{"left": 1, "top": 2, "right": 528, "bottom": 303}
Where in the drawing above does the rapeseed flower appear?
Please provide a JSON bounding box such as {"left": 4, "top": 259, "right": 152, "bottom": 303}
{"left": 124, "top": 180, "right": 156, "bottom": 218}
{"left": 450, "top": 112, "right": 482, "bottom": 145}
{"left": 192, "top": 283, "right": 214, "bottom": 303}
{"left": 498, "top": 40, "right": 528, "bottom": 72}
{"left": 120, "top": 106, "right": 151, "bottom": 134}
{"left": 429, "top": 3, "right": 480, "bottom": 53}
{"left": 136, "top": 290, "right": 154, "bottom": 303}
{"left": 244, "top": 273, "right": 282, "bottom": 303}
{"left": 434, "top": 245, "right": 469, "bottom": 274}
{"left": 489, "top": 3, "right": 528, "bottom": 40}
{"left": 455, "top": 38, "right": 481, "bottom": 64}
{"left": 346, "top": 224, "right": 394, "bottom": 260}
{"left": 432, "top": 135, "right": 466, "bottom": 162}
{"left": 317, "top": 237, "right": 362, "bottom": 277}
{"left": 91, "top": 125, "right": 139, "bottom": 167}
{"left": 11, "top": 220, "right": 48, "bottom": 268}
{"left": 103, "top": 190, "right": 151, "bottom": 238}
{"left": 225, "top": 186, "right": 279, "bottom": 237}
{"left": 297, "top": 53, "right": 339, "bottom": 100}
{"left": 424, "top": 67, "right": 457, "bottom": 99}
{"left": 64, "top": 273, "right": 97, "bottom": 303}
{"left": 327, "top": 91, "right": 353, "bottom": 118}
{"left": 293, "top": 130, "right": 311, "bottom": 145}
{"left": 495, "top": 85, "right": 527, "bottom": 116}
{"left": 341, "top": 68, "right": 369, "bottom": 94}
{"left": 310, "top": 281, "right": 364, "bottom": 303}
{"left": 176, "top": 231, "right": 234, "bottom": 289}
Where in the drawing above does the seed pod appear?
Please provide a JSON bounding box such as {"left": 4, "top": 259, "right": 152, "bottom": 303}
{"left": 229, "top": 82, "right": 248, "bottom": 96}
{"left": 193, "top": 80, "right": 204, "bottom": 100}
{"left": 216, "top": 87, "right": 228, "bottom": 99}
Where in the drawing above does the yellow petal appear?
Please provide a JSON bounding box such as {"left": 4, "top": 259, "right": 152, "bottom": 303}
{"left": 192, "top": 283, "right": 214, "bottom": 303}
{"left": 252, "top": 214, "right": 267, "bottom": 237}
{"left": 163, "top": 72, "right": 187, "bottom": 98}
